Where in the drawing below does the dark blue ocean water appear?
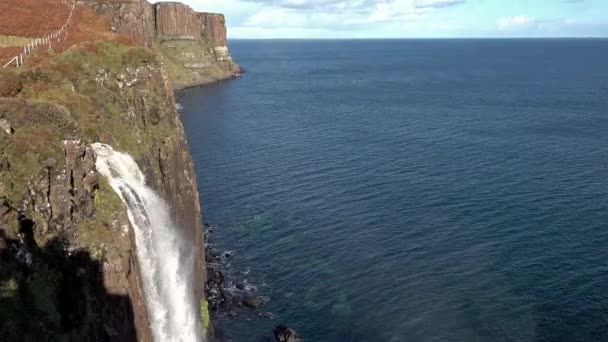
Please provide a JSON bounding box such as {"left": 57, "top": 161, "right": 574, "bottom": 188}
{"left": 178, "top": 39, "right": 608, "bottom": 342}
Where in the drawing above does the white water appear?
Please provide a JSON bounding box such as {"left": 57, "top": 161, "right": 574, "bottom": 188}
{"left": 92, "top": 143, "right": 202, "bottom": 342}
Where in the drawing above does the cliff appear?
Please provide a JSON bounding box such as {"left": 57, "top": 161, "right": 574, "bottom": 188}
{"left": 81, "top": 0, "right": 240, "bottom": 89}
{"left": 0, "top": 41, "right": 208, "bottom": 340}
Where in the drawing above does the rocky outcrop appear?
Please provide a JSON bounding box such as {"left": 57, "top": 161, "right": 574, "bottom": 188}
{"left": 199, "top": 13, "right": 233, "bottom": 62}
{"left": 274, "top": 325, "right": 301, "bottom": 342}
{"left": 199, "top": 13, "right": 227, "bottom": 47}
{"left": 0, "top": 99, "right": 149, "bottom": 339}
{"left": 0, "top": 118, "right": 13, "bottom": 134}
{"left": 155, "top": 2, "right": 200, "bottom": 40}
{"left": 152, "top": 3, "right": 237, "bottom": 72}
{"left": 80, "top": 0, "right": 240, "bottom": 88}
{"left": 82, "top": 0, "right": 156, "bottom": 47}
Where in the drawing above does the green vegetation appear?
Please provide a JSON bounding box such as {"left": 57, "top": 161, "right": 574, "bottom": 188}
{"left": 0, "top": 35, "right": 31, "bottom": 47}
{"left": 200, "top": 299, "right": 210, "bottom": 335}
{"left": 154, "top": 40, "right": 227, "bottom": 88}
{"left": 0, "top": 98, "right": 77, "bottom": 205}
{"left": 0, "top": 40, "right": 188, "bottom": 339}
{"left": 79, "top": 177, "right": 127, "bottom": 260}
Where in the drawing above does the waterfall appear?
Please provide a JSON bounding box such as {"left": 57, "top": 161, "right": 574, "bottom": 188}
{"left": 92, "top": 143, "right": 202, "bottom": 342}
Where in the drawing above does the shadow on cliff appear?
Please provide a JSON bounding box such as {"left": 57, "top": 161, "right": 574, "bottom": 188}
{"left": 0, "top": 216, "right": 137, "bottom": 341}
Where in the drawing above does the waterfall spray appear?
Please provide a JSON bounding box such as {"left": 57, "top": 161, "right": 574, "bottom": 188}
{"left": 92, "top": 143, "right": 202, "bottom": 342}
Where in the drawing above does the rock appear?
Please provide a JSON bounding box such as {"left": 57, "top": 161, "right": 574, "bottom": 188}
{"left": 82, "top": 0, "right": 241, "bottom": 89}
{"left": 0, "top": 155, "right": 10, "bottom": 172}
{"left": 198, "top": 12, "right": 227, "bottom": 47}
{"left": 242, "top": 294, "right": 263, "bottom": 308}
{"left": 273, "top": 325, "right": 300, "bottom": 342}
{"left": 0, "top": 118, "right": 14, "bottom": 134}
{"left": 155, "top": 2, "right": 201, "bottom": 40}
{"left": 222, "top": 250, "right": 233, "bottom": 260}
{"left": 86, "top": 0, "right": 155, "bottom": 47}
{"left": 45, "top": 157, "right": 57, "bottom": 169}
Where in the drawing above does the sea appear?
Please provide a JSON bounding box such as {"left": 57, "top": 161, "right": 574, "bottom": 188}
{"left": 178, "top": 39, "right": 608, "bottom": 342}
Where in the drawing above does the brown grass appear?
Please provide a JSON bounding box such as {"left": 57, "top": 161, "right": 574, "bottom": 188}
{"left": 0, "top": 1, "right": 133, "bottom": 65}
{"left": 0, "top": 46, "right": 22, "bottom": 61}
{"left": 0, "top": 69, "right": 22, "bottom": 96}
{"left": 0, "top": 0, "right": 70, "bottom": 38}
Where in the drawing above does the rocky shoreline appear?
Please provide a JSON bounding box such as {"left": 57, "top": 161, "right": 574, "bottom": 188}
{"left": 205, "top": 223, "right": 266, "bottom": 315}
{"left": 203, "top": 223, "right": 300, "bottom": 341}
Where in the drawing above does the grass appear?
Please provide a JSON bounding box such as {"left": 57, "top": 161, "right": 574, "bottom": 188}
{"left": 154, "top": 40, "right": 229, "bottom": 88}
{"left": 0, "top": 98, "right": 78, "bottom": 205}
{"left": 0, "top": 35, "right": 32, "bottom": 47}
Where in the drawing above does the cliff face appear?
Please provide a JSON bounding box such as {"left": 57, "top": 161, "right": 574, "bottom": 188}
{"left": 155, "top": 2, "right": 201, "bottom": 40}
{"left": 83, "top": 0, "right": 156, "bottom": 47}
{"left": 199, "top": 13, "right": 233, "bottom": 63}
{"left": 0, "top": 41, "right": 208, "bottom": 340}
{"left": 199, "top": 13, "right": 227, "bottom": 47}
{"left": 81, "top": 0, "right": 239, "bottom": 88}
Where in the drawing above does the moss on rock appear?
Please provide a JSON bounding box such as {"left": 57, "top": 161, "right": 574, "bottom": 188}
{"left": 200, "top": 299, "right": 210, "bottom": 335}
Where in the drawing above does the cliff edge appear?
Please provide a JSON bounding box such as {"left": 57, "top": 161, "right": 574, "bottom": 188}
{"left": 0, "top": 0, "right": 223, "bottom": 340}
{"left": 82, "top": 0, "right": 240, "bottom": 89}
{"left": 0, "top": 41, "right": 209, "bottom": 341}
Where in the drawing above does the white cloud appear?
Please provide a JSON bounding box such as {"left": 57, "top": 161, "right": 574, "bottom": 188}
{"left": 244, "top": 8, "right": 307, "bottom": 27}
{"left": 497, "top": 15, "right": 536, "bottom": 31}
{"left": 155, "top": 0, "right": 473, "bottom": 37}
{"left": 241, "top": 0, "right": 437, "bottom": 30}
{"left": 155, "top": 0, "right": 608, "bottom": 38}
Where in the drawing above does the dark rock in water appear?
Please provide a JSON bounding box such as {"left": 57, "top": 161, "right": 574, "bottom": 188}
{"left": 222, "top": 251, "right": 233, "bottom": 260}
{"left": 273, "top": 325, "right": 300, "bottom": 342}
{"left": 242, "top": 294, "right": 263, "bottom": 308}
{"left": 205, "top": 228, "right": 269, "bottom": 318}
{"left": 231, "top": 295, "right": 243, "bottom": 309}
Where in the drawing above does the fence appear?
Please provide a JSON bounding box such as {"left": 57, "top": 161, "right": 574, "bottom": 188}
{"left": 2, "top": 0, "right": 75, "bottom": 68}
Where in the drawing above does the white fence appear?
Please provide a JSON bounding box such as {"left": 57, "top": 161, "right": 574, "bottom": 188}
{"left": 2, "top": 0, "right": 75, "bottom": 68}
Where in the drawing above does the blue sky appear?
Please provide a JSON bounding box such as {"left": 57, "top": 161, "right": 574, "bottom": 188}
{"left": 157, "top": 0, "right": 608, "bottom": 39}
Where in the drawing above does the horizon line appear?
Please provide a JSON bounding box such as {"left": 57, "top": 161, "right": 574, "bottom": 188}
{"left": 227, "top": 36, "right": 608, "bottom": 40}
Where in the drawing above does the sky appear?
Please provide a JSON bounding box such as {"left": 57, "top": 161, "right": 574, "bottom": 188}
{"left": 155, "top": 0, "right": 608, "bottom": 39}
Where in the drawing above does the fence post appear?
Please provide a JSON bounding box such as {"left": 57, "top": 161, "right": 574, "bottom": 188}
{"left": 3, "top": 0, "right": 75, "bottom": 68}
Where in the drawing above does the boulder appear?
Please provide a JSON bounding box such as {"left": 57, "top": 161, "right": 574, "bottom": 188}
{"left": 242, "top": 294, "right": 263, "bottom": 308}
{"left": 0, "top": 118, "right": 14, "bottom": 134}
{"left": 273, "top": 325, "right": 300, "bottom": 342}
